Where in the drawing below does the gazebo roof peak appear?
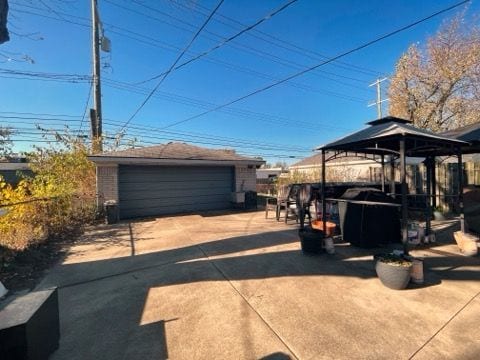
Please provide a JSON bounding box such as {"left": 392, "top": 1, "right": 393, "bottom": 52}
{"left": 366, "top": 116, "right": 412, "bottom": 126}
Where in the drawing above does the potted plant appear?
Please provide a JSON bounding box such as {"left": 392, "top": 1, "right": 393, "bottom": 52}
{"left": 299, "top": 226, "right": 324, "bottom": 253}
{"left": 374, "top": 253, "right": 413, "bottom": 290}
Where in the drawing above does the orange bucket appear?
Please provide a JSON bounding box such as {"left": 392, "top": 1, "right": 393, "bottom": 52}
{"left": 311, "top": 220, "right": 336, "bottom": 237}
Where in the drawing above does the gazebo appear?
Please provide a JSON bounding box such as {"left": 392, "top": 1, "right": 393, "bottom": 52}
{"left": 316, "top": 116, "right": 469, "bottom": 253}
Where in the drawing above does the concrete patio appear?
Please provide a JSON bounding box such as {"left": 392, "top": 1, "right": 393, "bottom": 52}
{"left": 37, "top": 211, "right": 480, "bottom": 359}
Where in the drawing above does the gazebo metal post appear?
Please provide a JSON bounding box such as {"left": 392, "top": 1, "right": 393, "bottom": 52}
{"left": 458, "top": 149, "right": 465, "bottom": 233}
{"left": 400, "top": 137, "right": 408, "bottom": 254}
{"left": 390, "top": 155, "right": 395, "bottom": 195}
{"left": 321, "top": 149, "right": 326, "bottom": 235}
{"left": 381, "top": 154, "right": 385, "bottom": 192}
{"left": 425, "top": 156, "right": 432, "bottom": 237}
{"left": 432, "top": 159, "right": 437, "bottom": 208}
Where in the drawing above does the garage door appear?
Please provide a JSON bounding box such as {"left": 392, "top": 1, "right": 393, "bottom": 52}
{"left": 118, "top": 165, "right": 234, "bottom": 219}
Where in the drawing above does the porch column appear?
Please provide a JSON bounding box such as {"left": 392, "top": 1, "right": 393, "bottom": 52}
{"left": 400, "top": 138, "right": 408, "bottom": 254}
{"left": 458, "top": 150, "right": 465, "bottom": 233}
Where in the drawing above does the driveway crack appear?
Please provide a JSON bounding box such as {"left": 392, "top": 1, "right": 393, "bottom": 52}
{"left": 408, "top": 289, "right": 480, "bottom": 359}
{"left": 195, "top": 242, "right": 300, "bottom": 360}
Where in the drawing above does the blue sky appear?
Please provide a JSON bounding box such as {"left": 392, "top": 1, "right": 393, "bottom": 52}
{"left": 1, "top": 0, "right": 478, "bottom": 163}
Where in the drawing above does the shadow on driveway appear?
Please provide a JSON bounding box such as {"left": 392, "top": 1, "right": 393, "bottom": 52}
{"left": 43, "top": 217, "right": 480, "bottom": 360}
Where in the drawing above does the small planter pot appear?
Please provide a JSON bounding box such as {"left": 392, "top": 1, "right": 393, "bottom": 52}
{"left": 374, "top": 254, "right": 413, "bottom": 290}
{"left": 299, "top": 226, "right": 324, "bottom": 254}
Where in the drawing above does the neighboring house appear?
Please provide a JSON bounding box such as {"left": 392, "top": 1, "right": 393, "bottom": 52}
{"left": 289, "top": 152, "right": 381, "bottom": 183}
{"left": 256, "top": 167, "right": 284, "bottom": 195}
{"left": 256, "top": 167, "right": 283, "bottom": 180}
{"left": 0, "top": 157, "right": 32, "bottom": 186}
{"left": 88, "top": 142, "right": 264, "bottom": 219}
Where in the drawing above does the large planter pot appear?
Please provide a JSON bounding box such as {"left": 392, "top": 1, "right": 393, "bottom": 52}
{"left": 375, "top": 257, "right": 412, "bottom": 290}
{"left": 299, "top": 226, "right": 324, "bottom": 254}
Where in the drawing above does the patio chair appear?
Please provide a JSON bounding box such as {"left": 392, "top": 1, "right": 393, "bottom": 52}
{"left": 281, "top": 184, "right": 300, "bottom": 223}
{"left": 297, "top": 184, "right": 313, "bottom": 229}
{"left": 265, "top": 185, "right": 290, "bottom": 221}
{"left": 265, "top": 195, "right": 277, "bottom": 219}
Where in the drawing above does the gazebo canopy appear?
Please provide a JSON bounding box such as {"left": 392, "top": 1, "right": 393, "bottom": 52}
{"left": 314, "top": 116, "right": 469, "bottom": 253}
{"left": 440, "top": 121, "right": 480, "bottom": 154}
{"left": 316, "top": 116, "right": 468, "bottom": 157}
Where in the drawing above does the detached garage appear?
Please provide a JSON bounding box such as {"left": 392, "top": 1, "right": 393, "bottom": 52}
{"left": 89, "top": 142, "right": 264, "bottom": 219}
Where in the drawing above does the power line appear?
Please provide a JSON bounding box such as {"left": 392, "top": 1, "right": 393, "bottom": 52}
{"left": 103, "top": 77, "right": 365, "bottom": 128}
{"left": 160, "top": 0, "right": 470, "bottom": 130}
{"left": 1, "top": 111, "right": 313, "bottom": 153}
{"left": 0, "top": 111, "right": 82, "bottom": 118}
{"left": 166, "top": 0, "right": 383, "bottom": 77}
{"left": 128, "top": 0, "right": 300, "bottom": 84}
{"left": 9, "top": 129, "right": 305, "bottom": 160}
{"left": 79, "top": 81, "right": 93, "bottom": 131}
{"left": 11, "top": 3, "right": 371, "bottom": 101}
{"left": 0, "top": 111, "right": 315, "bottom": 149}
{"left": 110, "top": 0, "right": 371, "bottom": 91}
{"left": 12, "top": 122, "right": 310, "bottom": 153}
{"left": 119, "top": 0, "right": 226, "bottom": 131}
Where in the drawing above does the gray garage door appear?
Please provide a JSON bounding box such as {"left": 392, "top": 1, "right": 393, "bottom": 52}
{"left": 118, "top": 165, "right": 234, "bottom": 219}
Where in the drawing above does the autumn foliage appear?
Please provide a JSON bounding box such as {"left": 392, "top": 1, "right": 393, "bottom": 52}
{"left": 0, "top": 139, "right": 96, "bottom": 251}
{"left": 389, "top": 11, "right": 480, "bottom": 132}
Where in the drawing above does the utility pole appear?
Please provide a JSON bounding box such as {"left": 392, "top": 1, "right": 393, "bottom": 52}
{"left": 91, "top": 0, "right": 102, "bottom": 153}
{"left": 368, "top": 77, "right": 389, "bottom": 119}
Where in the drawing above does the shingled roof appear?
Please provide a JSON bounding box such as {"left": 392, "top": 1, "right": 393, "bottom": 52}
{"left": 440, "top": 122, "right": 480, "bottom": 143}
{"left": 89, "top": 142, "right": 264, "bottom": 165}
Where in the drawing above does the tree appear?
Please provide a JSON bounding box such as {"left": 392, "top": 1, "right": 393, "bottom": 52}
{"left": 388, "top": 11, "right": 480, "bottom": 132}
{"left": 0, "top": 126, "right": 13, "bottom": 158}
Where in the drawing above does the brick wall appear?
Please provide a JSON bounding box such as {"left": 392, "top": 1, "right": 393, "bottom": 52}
{"left": 96, "top": 165, "right": 119, "bottom": 203}
{"left": 235, "top": 165, "right": 256, "bottom": 192}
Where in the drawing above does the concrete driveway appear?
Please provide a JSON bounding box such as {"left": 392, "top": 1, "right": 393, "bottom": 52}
{"left": 38, "top": 211, "right": 480, "bottom": 359}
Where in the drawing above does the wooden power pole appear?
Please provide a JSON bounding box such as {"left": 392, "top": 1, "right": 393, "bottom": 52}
{"left": 91, "top": 0, "right": 103, "bottom": 153}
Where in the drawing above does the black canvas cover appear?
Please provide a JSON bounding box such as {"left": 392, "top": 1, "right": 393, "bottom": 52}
{"left": 338, "top": 188, "right": 400, "bottom": 248}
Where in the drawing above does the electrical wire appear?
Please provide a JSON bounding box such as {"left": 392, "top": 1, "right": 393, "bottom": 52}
{"left": 165, "top": 0, "right": 383, "bottom": 77}
{"left": 2, "top": 112, "right": 314, "bottom": 154}
{"left": 79, "top": 81, "right": 93, "bottom": 131}
{"left": 110, "top": 0, "right": 371, "bottom": 93}
{"left": 102, "top": 77, "right": 362, "bottom": 130}
{"left": 10, "top": 3, "right": 373, "bottom": 102}
{"left": 126, "top": 0, "right": 300, "bottom": 84}
{"left": 160, "top": 0, "right": 471, "bottom": 130}
{"left": 119, "top": 0, "right": 226, "bottom": 131}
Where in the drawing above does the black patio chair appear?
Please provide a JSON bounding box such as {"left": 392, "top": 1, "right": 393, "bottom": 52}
{"left": 297, "top": 184, "right": 313, "bottom": 229}
{"left": 282, "top": 184, "right": 300, "bottom": 223}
